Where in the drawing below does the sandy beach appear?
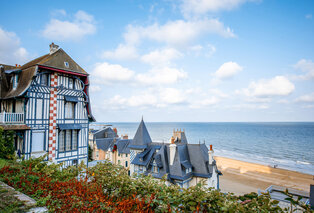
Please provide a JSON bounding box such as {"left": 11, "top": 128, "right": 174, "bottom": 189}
{"left": 215, "top": 156, "right": 314, "bottom": 195}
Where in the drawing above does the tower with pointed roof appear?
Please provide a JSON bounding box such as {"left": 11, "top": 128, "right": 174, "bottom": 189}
{"left": 128, "top": 118, "right": 153, "bottom": 175}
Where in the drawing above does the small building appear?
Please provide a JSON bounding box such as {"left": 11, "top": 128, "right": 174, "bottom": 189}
{"left": 129, "top": 118, "right": 221, "bottom": 189}
{"left": 0, "top": 43, "right": 95, "bottom": 166}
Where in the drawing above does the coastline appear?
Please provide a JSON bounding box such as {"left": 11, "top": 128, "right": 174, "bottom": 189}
{"left": 215, "top": 156, "right": 314, "bottom": 195}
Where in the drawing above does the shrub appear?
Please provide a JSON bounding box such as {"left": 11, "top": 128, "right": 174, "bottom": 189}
{"left": 0, "top": 127, "right": 15, "bottom": 160}
{"left": 0, "top": 158, "right": 312, "bottom": 212}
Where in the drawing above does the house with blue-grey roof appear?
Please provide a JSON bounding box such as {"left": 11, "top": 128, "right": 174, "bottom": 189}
{"left": 129, "top": 118, "right": 222, "bottom": 189}
{"left": 89, "top": 126, "right": 131, "bottom": 173}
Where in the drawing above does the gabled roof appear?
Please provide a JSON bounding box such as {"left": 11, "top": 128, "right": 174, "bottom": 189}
{"left": 0, "top": 65, "right": 37, "bottom": 99}
{"left": 95, "top": 138, "right": 115, "bottom": 151}
{"left": 21, "top": 48, "right": 87, "bottom": 75}
{"left": 128, "top": 118, "right": 152, "bottom": 149}
{"left": 116, "top": 139, "right": 131, "bottom": 154}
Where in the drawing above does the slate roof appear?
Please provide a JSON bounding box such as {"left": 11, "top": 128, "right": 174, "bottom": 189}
{"left": 116, "top": 139, "right": 131, "bottom": 154}
{"left": 128, "top": 118, "right": 152, "bottom": 149}
{"left": 95, "top": 138, "right": 116, "bottom": 151}
{"left": 129, "top": 120, "right": 218, "bottom": 182}
{"left": 93, "top": 127, "right": 117, "bottom": 139}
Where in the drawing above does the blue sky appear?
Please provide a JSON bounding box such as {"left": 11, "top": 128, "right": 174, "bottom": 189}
{"left": 1, "top": 0, "right": 314, "bottom": 122}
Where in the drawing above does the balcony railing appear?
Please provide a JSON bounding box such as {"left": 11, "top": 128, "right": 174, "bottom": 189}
{"left": 0, "top": 112, "right": 24, "bottom": 124}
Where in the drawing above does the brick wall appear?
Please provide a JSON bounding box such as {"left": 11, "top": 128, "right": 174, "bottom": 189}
{"left": 48, "top": 73, "right": 58, "bottom": 161}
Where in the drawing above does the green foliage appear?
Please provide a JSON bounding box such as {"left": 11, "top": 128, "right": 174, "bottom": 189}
{"left": 88, "top": 144, "right": 93, "bottom": 162}
{"left": 0, "top": 158, "right": 313, "bottom": 212}
{"left": 0, "top": 127, "right": 15, "bottom": 160}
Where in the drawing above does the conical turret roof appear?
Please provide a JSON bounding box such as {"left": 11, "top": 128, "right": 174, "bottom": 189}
{"left": 129, "top": 118, "right": 152, "bottom": 149}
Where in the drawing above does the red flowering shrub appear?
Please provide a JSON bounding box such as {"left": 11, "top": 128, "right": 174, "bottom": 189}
{"left": 0, "top": 160, "right": 153, "bottom": 212}
{"left": 0, "top": 158, "right": 312, "bottom": 212}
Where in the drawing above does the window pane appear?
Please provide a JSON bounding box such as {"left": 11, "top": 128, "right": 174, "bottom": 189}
{"left": 65, "top": 102, "right": 74, "bottom": 119}
{"left": 72, "top": 130, "right": 77, "bottom": 150}
{"left": 69, "top": 78, "right": 73, "bottom": 89}
{"left": 41, "top": 74, "right": 48, "bottom": 86}
{"left": 32, "top": 131, "right": 44, "bottom": 152}
{"left": 59, "top": 131, "right": 65, "bottom": 152}
{"left": 66, "top": 130, "right": 71, "bottom": 151}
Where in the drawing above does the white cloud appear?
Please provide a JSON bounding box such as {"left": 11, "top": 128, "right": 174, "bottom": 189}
{"left": 180, "top": 0, "right": 256, "bottom": 17}
{"left": 241, "top": 76, "right": 295, "bottom": 97}
{"left": 0, "top": 27, "right": 30, "bottom": 64}
{"left": 189, "top": 96, "right": 219, "bottom": 108}
{"left": 136, "top": 67, "right": 187, "bottom": 85}
{"left": 42, "top": 10, "right": 96, "bottom": 41}
{"left": 209, "top": 88, "right": 229, "bottom": 98}
{"left": 213, "top": 61, "right": 243, "bottom": 79}
{"left": 306, "top": 14, "right": 312, "bottom": 19}
{"left": 51, "top": 9, "right": 67, "bottom": 17}
{"left": 141, "top": 48, "right": 183, "bottom": 66}
{"left": 159, "top": 88, "right": 186, "bottom": 104}
{"left": 295, "top": 93, "right": 314, "bottom": 103}
{"left": 230, "top": 103, "right": 269, "bottom": 110}
{"left": 104, "top": 88, "right": 186, "bottom": 109}
{"left": 102, "top": 44, "right": 138, "bottom": 60}
{"left": 277, "top": 99, "right": 289, "bottom": 104}
{"left": 92, "top": 62, "right": 134, "bottom": 84}
{"left": 124, "top": 19, "right": 235, "bottom": 47}
{"left": 89, "top": 85, "right": 101, "bottom": 92}
{"left": 293, "top": 59, "right": 314, "bottom": 80}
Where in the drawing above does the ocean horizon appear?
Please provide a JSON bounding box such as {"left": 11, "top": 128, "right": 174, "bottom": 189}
{"left": 91, "top": 122, "right": 314, "bottom": 175}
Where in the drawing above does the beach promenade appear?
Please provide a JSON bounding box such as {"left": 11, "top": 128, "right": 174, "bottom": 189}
{"left": 215, "top": 156, "right": 314, "bottom": 195}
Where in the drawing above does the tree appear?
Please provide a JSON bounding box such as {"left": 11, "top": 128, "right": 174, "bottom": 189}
{"left": 0, "top": 127, "right": 15, "bottom": 159}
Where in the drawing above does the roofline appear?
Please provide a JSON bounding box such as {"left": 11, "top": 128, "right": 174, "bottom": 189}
{"left": 37, "top": 65, "right": 88, "bottom": 77}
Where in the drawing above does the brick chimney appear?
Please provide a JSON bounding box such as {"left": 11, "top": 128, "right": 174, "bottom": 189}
{"left": 113, "top": 128, "right": 118, "bottom": 136}
{"left": 208, "top": 145, "right": 214, "bottom": 164}
{"left": 49, "top": 42, "right": 59, "bottom": 55}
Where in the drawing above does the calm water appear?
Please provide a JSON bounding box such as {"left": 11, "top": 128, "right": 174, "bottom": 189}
{"left": 92, "top": 122, "right": 314, "bottom": 175}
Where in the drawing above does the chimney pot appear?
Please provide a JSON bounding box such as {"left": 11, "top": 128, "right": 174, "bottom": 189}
{"left": 210, "top": 145, "right": 213, "bottom": 151}
{"left": 49, "top": 42, "right": 59, "bottom": 55}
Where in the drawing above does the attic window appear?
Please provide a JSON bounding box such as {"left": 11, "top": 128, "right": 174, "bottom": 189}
{"left": 64, "top": 62, "right": 69, "bottom": 68}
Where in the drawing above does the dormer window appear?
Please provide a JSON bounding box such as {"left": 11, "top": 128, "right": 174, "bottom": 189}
{"left": 64, "top": 62, "right": 69, "bottom": 68}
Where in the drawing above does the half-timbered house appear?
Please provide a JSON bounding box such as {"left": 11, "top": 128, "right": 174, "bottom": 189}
{"left": 0, "top": 43, "right": 95, "bottom": 166}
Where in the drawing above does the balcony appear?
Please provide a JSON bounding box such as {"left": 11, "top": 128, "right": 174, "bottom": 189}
{"left": 0, "top": 112, "right": 24, "bottom": 124}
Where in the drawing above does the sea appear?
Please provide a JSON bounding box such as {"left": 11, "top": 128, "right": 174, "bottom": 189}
{"left": 91, "top": 122, "right": 314, "bottom": 175}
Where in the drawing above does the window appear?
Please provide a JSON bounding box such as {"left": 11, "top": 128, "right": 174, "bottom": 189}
{"left": 118, "top": 153, "right": 121, "bottom": 157}
{"left": 40, "top": 74, "right": 49, "bottom": 86}
{"left": 125, "top": 154, "right": 128, "bottom": 158}
{"left": 125, "top": 161, "right": 128, "bottom": 167}
{"left": 68, "top": 78, "right": 74, "bottom": 89}
{"left": 32, "top": 131, "right": 45, "bottom": 152}
{"left": 58, "top": 130, "right": 78, "bottom": 152}
{"left": 65, "top": 102, "right": 75, "bottom": 119}
{"left": 64, "top": 62, "right": 69, "bottom": 68}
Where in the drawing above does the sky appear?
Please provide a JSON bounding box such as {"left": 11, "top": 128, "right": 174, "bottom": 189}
{"left": 0, "top": 0, "right": 314, "bottom": 122}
